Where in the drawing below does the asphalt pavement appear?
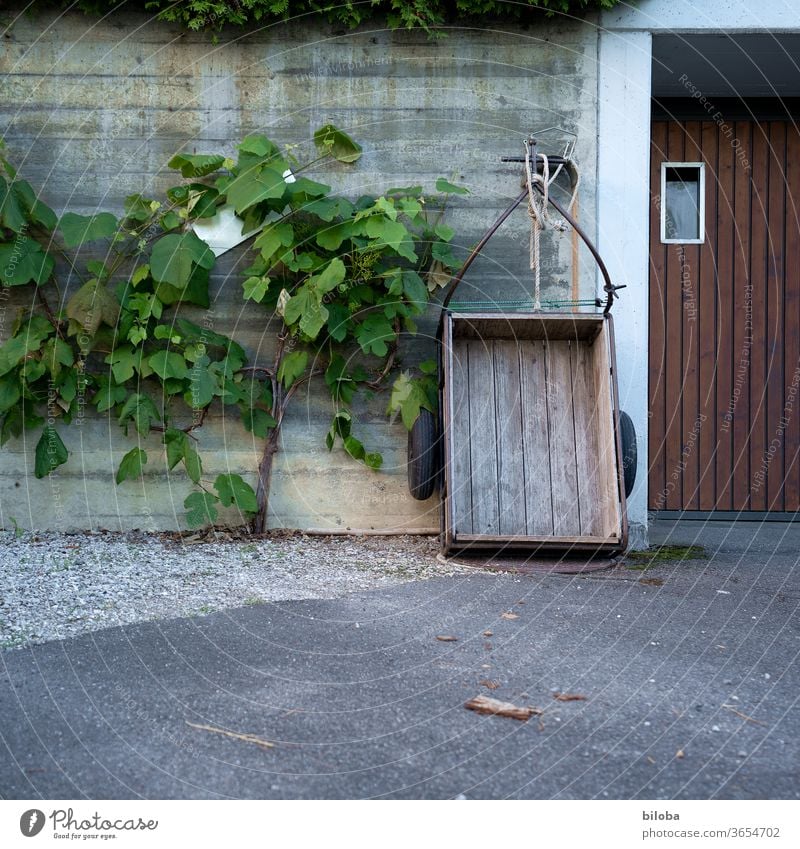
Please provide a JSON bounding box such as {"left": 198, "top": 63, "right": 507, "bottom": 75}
{"left": 1, "top": 520, "right": 798, "bottom": 799}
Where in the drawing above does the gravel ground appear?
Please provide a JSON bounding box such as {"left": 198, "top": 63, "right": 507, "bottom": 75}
{"left": 0, "top": 531, "right": 470, "bottom": 649}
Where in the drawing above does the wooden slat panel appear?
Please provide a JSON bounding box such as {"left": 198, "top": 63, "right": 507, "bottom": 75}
{"left": 493, "top": 341, "right": 527, "bottom": 535}
{"left": 715, "top": 120, "right": 736, "bottom": 510}
{"left": 450, "top": 338, "right": 474, "bottom": 535}
{"left": 697, "top": 120, "right": 719, "bottom": 509}
{"left": 545, "top": 341, "right": 581, "bottom": 535}
{"left": 766, "top": 121, "right": 787, "bottom": 510}
{"left": 649, "top": 121, "right": 668, "bottom": 509}
{"left": 520, "top": 340, "right": 555, "bottom": 536}
{"left": 664, "top": 121, "right": 686, "bottom": 510}
{"left": 571, "top": 341, "right": 602, "bottom": 534}
{"left": 731, "top": 120, "right": 753, "bottom": 511}
{"left": 651, "top": 117, "right": 800, "bottom": 515}
{"left": 466, "top": 340, "right": 500, "bottom": 535}
{"left": 784, "top": 125, "right": 800, "bottom": 510}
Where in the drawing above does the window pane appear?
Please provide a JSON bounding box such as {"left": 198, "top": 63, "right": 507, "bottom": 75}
{"left": 664, "top": 166, "right": 701, "bottom": 241}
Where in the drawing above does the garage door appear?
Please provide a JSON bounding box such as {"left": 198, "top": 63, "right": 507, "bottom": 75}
{"left": 649, "top": 117, "right": 800, "bottom": 513}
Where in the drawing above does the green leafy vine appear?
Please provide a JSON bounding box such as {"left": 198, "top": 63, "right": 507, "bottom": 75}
{"left": 0, "top": 127, "right": 463, "bottom": 531}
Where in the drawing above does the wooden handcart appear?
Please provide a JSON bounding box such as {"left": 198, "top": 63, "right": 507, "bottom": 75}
{"left": 408, "top": 133, "right": 637, "bottom": 557}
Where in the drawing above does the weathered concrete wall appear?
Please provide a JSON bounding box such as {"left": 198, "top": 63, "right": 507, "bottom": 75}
{"left": 0, "top": 10, "right": 600, "bottom": 532}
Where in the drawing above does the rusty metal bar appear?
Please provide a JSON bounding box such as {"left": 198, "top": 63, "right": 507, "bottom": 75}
{"left": 440, "top": 177, "right": 623, "bottom": 315}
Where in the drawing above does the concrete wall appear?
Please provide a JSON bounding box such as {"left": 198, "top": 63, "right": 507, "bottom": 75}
{"left": 0, "top": 10, "right": 600, "bottom": 532}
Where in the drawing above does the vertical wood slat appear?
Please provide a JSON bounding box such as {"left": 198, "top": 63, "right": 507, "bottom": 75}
{"left": 664, "top": 121, "right": 686, "bottom": 510}
{"left": 466, "top": 340, "right": 500, "bottom": 534}
{"left": 493, "top": 341, "right": 527, "bottom": 535}
{"left": 592, "top": 326, "right": 621, "bottom": 536}
{"left": 766, "top": 121, "right": 787, "bottom": 511}
{"left": 731, "top": 120, "right": 753, "bottom": 511}
{"left": 649, "top": 121, "right": 668, "bottom": 509}
{"left": 697, "top": 120, "right": 719, "bottom": 509}
{"left": 715, "top": 119, "right": 735, "bottom": 510}
{"left": 682, "top": 121, "right": 703, "bottom": 510}
{"left": 450, "top": 337, "right": 474, "bottom": 534}
{"left": 520, "top": 340, "right": 555, "bottom": 535}
{"left": 784, "top": 125, "right": 800, "bottom": 510}
{"left": 546, "top": 341, "right": 581, "bottom": 535}
{"left": 749, "top": 124, "right": 769, "bottom": 511}
{"left": 571, "top": 341, "right": 602, "bottom": 534}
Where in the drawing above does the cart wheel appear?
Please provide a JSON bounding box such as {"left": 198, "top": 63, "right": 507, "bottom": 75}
{"left": 618, "top": 410, "right": 637, "bottom": 498}
{"left": 408, "top": 408, "right": 439, "bottom": 500}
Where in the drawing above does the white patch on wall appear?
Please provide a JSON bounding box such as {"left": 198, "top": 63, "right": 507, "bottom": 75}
{"left": 190, "top": 205, "right": 258, "bottom": 256}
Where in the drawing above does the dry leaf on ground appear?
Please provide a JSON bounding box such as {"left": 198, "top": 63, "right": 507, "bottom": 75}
{"left": 464, "top": 695, "right": 541, "bottom": 721}
{"left": 501, "top": 612, "right": 519, "bottom": 620}
{"left": 186, "top": 721, "right": 274, "bottom": 750}
{"left": 478, "top": 679, "right": 500, "bottom": 690}
{"left": 436, "top": 635, "right": 458, "bottom": 642}
{"left": 553, "top": 692, "right": 588, "bottom": 702}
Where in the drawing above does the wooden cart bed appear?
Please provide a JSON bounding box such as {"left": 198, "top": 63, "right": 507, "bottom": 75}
{"left": 441, "top": 312, "right": 628, "bottom": 555}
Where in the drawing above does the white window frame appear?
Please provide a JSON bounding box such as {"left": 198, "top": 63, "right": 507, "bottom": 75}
{"left": 660, "top": 161, "right": 705, "bottom": 244}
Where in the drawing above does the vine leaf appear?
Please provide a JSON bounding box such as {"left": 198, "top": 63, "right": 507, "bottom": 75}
{"left": 243, "top": 276, "right": 270, "bottom": 303}
{"left": 254, "top": 221, "right": 293, "bottom": 260}
{"left": 66, "top": 278, "right": 120, "bottom": 335}
{"left": 241, "top": 407, "right": 277, "bottom": 438}
{"left": 435, "top": 177, "right": 470, "bottom": 196}
{"left": 365, "top": 217, "right": 417, "bottom": 261}
{"left": 215, "top": 473, "right": 257, "bottom": 513}
{"left": 93, "top": 376, "right": 127, "bottom": 413}
{"left": 115, "top": 447, "right": 147, "bottom": 484}
{"left": 0, "top": 317, "right": 53, "bottom": 377}
{"left": 149, "top": 350, "right": 189, "bottom": 381}
{"left": 59, "top": 212, "right": 118, "bottom": 247}
{"left": 227, "top": 165, "right": 287, "bottom": 214}
{"left": 185, "top": 362, "right": 217, "bottom": 408}
{"left": 185, "top": 491, "right": 219, "bottom": 528}
{"left": 184, "top": 448, "right": 202, "bottom": 484}
{"left": 355, "top": 314, "right": 395, "bottom": 357}
{"left": 105, "top": 346, "right": 140, "bottom": 384}
{"left": 0, "top": 373, "right": 21, "bottom": 413}
{"left": 34, "top": 426, "right": 68, "bottom": 478}
{"left": 164, "top": 428, "right": 189, "bottom": 470}
{"left": 313, "top": 257, "right": 346, "bottom": 294}
{"left": 284, "top": 286, "right": 327, "bottom": 340}
{"left": 277, "top": 350, "right": 308, "bottom": 389}
{"left": 313, "top": 124, "right": 363, "bottom": 163}
{"left": 118, "top": 392, "right": 161, "bottom": 437}
{"left": 150, "top": 231, "right": 215, "bottom": 289}
{"left": 167, "top": 152, "right": 227, "bottom": 178}
{"left": 0, "top": 237, "right": 54, "bottom": 286}
{"left": 388, "top": 371, "right": 435, "bottom": 430}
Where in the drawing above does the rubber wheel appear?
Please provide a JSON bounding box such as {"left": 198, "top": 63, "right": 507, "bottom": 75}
{"left": 618, "top": 410, "right": 637, "bottom": 499}
{"left": 408, "top": 408, "right": 439, "bottom": 500}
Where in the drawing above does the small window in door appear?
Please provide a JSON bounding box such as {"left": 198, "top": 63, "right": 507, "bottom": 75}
{"left": 661, "top": 162, "right": 705, "bottom": 244}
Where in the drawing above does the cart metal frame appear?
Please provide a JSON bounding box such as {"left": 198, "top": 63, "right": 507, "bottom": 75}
{"left": 432, "top": 137, "right": 630, "bottom": 557}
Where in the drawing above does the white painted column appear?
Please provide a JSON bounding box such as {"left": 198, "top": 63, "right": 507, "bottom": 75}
{"left": 596, "top": 30, "right": 653, "bottom": 549}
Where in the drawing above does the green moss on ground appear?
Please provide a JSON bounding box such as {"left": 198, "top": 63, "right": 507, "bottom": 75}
{"left": 625, "top": 544, "right": 707, "bottom": 570}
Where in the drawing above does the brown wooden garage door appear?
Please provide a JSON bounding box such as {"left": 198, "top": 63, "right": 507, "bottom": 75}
{"left": 649, "top": 118, "right": 800, "bottom": 513}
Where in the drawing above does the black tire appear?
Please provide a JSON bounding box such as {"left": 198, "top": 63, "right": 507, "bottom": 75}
{"left": 408, "top": 408, "right": 439, "bottom": 500}
{"left": 618, "top": 410, "right": 637, "bottom": 499}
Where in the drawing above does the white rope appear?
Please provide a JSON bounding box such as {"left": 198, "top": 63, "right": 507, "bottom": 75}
{"left": 524, "top": 140, "right": 581, "bottom": 311}
{"left": 524, "top": 141, "right": 548, "bottom": 311}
